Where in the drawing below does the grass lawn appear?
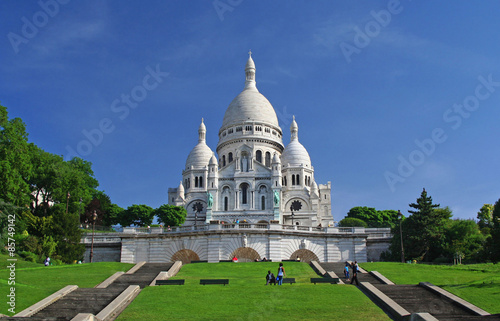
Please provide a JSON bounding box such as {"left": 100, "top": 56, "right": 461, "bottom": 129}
{"left": 0, "top": 253, "right": 134, "bottom": 316}
{"left": 362, "top": 262, "right": 500, "bottom": 314}
{"left": 117, "top": 262, "right": 391, "bottom": 321}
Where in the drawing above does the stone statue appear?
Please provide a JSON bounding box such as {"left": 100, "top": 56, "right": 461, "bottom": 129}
{"left": 242, "top": 155, "right": 248, "bottom": 172}
{"left": 242, "top": 234, "right": 247, "bottom": 248}
{"left": 273, "top": 190, "right": 280, "bottom": 206}
{"left": 207, "top": 192, "right": 213, "bottom": 208}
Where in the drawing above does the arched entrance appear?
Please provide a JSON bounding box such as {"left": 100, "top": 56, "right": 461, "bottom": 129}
{"left": 290, "top": 249, "right": 319, "bottom": 263}
{"left": 230, "top": 247, "right": 260, "bottom": 262}
{"left": 171, "top": 249, "right": 200, "bottom": 264}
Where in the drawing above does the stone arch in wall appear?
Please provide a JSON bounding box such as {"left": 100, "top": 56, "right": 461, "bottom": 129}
{"left": 171, "top": 249, "right": 200, "bottom": 264}
{"left": 230, "top": 247, "right": 261, "bottom": 262}
{"left": 289, "top": 249, "right": 319, "bottom": 263}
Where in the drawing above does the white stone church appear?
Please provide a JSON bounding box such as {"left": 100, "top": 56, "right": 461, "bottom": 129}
{"left": 168, "top": 53, "right": 333, "bottom": 227}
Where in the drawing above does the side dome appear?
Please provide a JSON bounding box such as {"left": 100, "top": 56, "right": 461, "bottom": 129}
{"left": 281, "top": 116, "right": 311, "bottom": 167}
{"left": 185, "top": 119, "right": 214, "bottom": 169}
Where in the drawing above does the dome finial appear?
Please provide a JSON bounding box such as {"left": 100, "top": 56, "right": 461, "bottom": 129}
{"left": 245, "top": 52, "right": 256, "bottom": 89}
{"left": 198, "top": 118, "right": 206, "bottom": 143}
{"left": 290, "top": 115, "right": 298, "bottom": 141}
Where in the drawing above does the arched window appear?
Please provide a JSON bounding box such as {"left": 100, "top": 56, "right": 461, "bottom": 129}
{"left": 292, "top": 175, "right": 295, "bottom": 186}
{"left": 256, "top": 150, "right": 262, "bottom": 163}
{"left": 284, "top": 176, "right": 287, "bottom": 186}
{"left": 261, "top": 196, "right": 266, "bottom": 210}
{"left": 296, "top": 174, "right": 300, "bottom": 186}
{"left": 224, "top": 197, "right": 228, "bottom": 211}
{"left": 241, "top": 183, "right": 248, "bottom": 204}
{"left": 187, "top": 178, "right": 190, "bottom": 188}
{"left": 199, "top": 176, "right": 203, "bottom": 188}
{"left": 222, "top": 155, "right": 226, "bottom": 167}
{"left": 228, "top": 152, "right": 233, "bottom": 163}
{"left": 195, "top": 176, "right": 199, "bottom": 187}
{"left": 265, "top": 152, "right": 271, "bottom": 167}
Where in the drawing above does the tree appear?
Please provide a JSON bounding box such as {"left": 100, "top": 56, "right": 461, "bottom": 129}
{"left": 82, "top": 191, "right": 122, "bottom": 227}
{"left": 50, "top": 204, "right": 84, "bottom": 263}
{"left": 488, "top": 198, "right": 500, "bottom": 262}
{"left": 386, "top": 188, "right": 450, "bottom": 262}
{"left": 477, "top": 204, "right": 494, "bottom": 231}
{"left": 444, "top": 219, "right": 485, "bottom": 263}
{"left": 346, "top": 206, "right": 399, "bottom": 228}
{"left": 338, "top": 217, "right": 368, "bottom": 228}
{"left": 154, "top": 204, "right": 186, "bottom": 227}
{"left": 0, "top": 104, "right": 33, "bottom": 207}
{"left": 118, "top": 204, "right": 154, "bottom": 227}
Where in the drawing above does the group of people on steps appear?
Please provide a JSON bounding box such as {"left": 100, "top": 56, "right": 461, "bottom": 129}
{"left": 265, "top": 261, "right": 361, "bottom": 286}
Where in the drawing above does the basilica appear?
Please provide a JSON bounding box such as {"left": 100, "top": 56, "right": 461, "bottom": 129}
{"left": 168, "top": 53, "right": 333, "bottom": 227}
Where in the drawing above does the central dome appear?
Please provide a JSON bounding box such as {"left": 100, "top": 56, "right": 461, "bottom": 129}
{"left": 220, "top": 53, "right": 279, "bottom": 131}
{"left": 221, "top": 87, "right": 279, "bottom": 129}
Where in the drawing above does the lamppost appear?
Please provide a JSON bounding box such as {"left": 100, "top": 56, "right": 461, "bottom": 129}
{"left": 290, "top": 205, "right": 294, "bottom": 226}
{"left": 90, "top": 210, "right": 97, "bottom": 263}
{"left": 398, "top": 210, "right": 405, "bottom": 263}
{"left": 65, "top": 192, "right": 70, "bottom": 215}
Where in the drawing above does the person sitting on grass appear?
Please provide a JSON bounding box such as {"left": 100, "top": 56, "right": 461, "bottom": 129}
{"left": 266, "top": 270, "right": 276, "bottom": 285}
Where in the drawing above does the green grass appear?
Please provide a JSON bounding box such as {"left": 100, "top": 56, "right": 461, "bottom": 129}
{"left": 117, "top": 262, "right": 391, "bottom": 321}
{"left": 0, "top": 253, "right": 134, "bottom": 316}
{"left": 362, "top": 262, "right": 500, "bottom": 314}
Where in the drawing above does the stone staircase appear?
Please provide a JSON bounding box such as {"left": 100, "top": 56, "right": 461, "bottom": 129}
{"left": 319, "top": 262, "right": 382, "bottom": 284}
{"left": 320, "top": 262, "right": 500, "bottom": 321}
{"left": 3, "top": 263, "right": 173, "bottom": 321}
{"left": 32, "top": 288, "right": 122, "bottom": 320}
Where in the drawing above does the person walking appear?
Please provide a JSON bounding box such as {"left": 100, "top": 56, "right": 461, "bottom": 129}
{"left": 350, "top": 261, "right": 359, "bottom": 285}
{"left": 277, "top": 263, "right": 286, "bottom": 285}
{"left": 344, "top": 262, "right": 350, "bottom": 280}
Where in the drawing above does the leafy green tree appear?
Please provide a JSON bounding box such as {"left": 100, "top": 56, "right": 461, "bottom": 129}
{"left": 118, "top": 204, "right": 154, "bottom": 227}
{"left": 50, "top": 204, "right": 84, "bottom": 263}
{"left": 0, "top": 104, "right": 32, "bottom": 207}
{"left": 0, "top": 199, "right": 19, "bottom": 248}
{"left": 444, "top": 219, "right": 485, "bottom": 262}
{"left": 346, "top": 206, "right": 399, "bottom": 228}
{"left": 338, "top": 217, "right": 368, "bottom": 228}
{"left": 488, "top": 198, "right": 500, "bottom": 262}
{"left": 477, "top": 204, "right": 494, "bottom": 232}
{"left": 154, "top": 204, "right": 187, "bottom": 227}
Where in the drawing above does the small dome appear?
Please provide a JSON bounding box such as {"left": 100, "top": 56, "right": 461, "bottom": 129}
{"left": 185, "top": 143, "right": 213, "bottom": 169}
{"left": 185, "top": 119, "right": 214, "bottom": 169}
{"left": 281, "top": 140, "right": 311, "bottom": 167}
{"left": 281, "top": 116, "right": 311, "bottom": 167}
{"left": 178, "top": 180, "right": 185, "bottom": 193}
{"left": 209, "top": 154, "right": 218, "bottom": 165}
{"left": 272, "top": 153, "right": 281, "bottom": 164}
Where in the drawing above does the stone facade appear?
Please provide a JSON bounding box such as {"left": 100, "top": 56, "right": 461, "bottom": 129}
{"left": 81, "top": 225, "right": 391, "bottom": 264}
{"left": 168, "top": 53, "right": 333, "bottom": 227}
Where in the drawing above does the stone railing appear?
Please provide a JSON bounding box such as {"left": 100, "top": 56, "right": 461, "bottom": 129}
{"left": 117, "top": 224, "right": 390, "bottom": 235}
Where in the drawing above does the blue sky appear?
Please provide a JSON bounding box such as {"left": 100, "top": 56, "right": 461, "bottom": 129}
{"left": 1, "top": 0, "right": 499, "bottom": 221}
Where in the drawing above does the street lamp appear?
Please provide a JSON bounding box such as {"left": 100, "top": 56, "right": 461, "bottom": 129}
{"left": 90, "top": 210, "right": 97, "bottom": 263}
{"left": 398, "top": 210, "right": 405, "bottom": 263}
{"left": 65, "top": 192, "right": 70, "bottom": 215}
